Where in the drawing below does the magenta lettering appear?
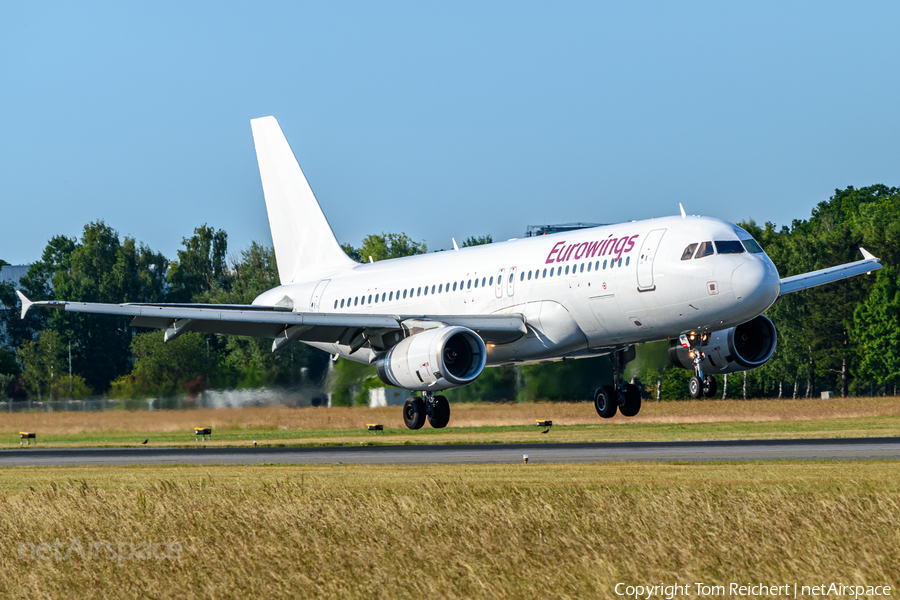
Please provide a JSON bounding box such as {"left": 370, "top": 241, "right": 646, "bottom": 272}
{"left": 625, "top": 235, "right": 638, "bottom": 253}
{"left": 586, "top": 241, "right": 601, "bottom": 258}
{"left": 573, "top": 242, "right": 588, "bottom": 260}
{"left": 613, "top": 237, "right": 629, "bottom": 260}
{"left": 546, "top": 241, "right": 565, "bottom": 264}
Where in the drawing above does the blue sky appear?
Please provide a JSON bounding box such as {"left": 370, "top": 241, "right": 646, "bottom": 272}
{"left": 2, "top": 2, "right": 899, "bottom": 264}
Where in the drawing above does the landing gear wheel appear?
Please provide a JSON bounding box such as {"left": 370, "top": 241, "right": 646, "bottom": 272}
{"left": 619, "top": 384, "right": 641, "bottom": 417}
{"left": 688, "top": 376, "right": 703, "bottom": 399}
{"left": 702, "top": 375, "right": 717, "bottom": 398}
{"left": 403, "top": 396, "right": 426, "bottom": 429}
{"left": 594, "top": 385, "right": 618, "bottom": 419}
{"left": 427, "top": 395, "right": 450, "bottom": 428}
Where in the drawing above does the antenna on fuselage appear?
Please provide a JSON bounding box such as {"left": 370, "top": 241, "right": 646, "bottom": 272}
{"left": 679, "top": 203, "right": 686, "bottom": 219}
{"left": 452, "top": 238, "right": 459, "bottom": 251}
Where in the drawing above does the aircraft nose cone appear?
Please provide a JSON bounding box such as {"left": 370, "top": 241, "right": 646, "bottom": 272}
{"left": 732, "top": 259, "right": 779, "bottom": 312}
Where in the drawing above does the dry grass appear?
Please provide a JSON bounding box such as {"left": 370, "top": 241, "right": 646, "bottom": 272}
{"left": 2, "top": 396, "right": 899, "bottom": 435}
{"left": 0, "top": 461, "right": 897, "bottom": 598}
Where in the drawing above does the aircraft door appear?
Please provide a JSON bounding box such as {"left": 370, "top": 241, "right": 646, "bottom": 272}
{"left": 637, "top": 229, "right": 666, "bottom": 292}
{"left": 495, "top": 268, "right": 505, "bottom": 298}
{"left": 507, "top": 267, "right": 517, "bottom": 297}
{"left": 309, "top": 279, "right": 330, "bottom": 311}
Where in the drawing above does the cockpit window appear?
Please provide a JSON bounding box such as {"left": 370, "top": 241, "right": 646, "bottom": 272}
{"left": 694, "top": 241, "right": 714, "bottom": 259}
{"left": 741, "top": 238, "right": 764, "bottom": 253}
{"left": 714, "top": 240, "right": 745, "bottom": 254}
{"left": 681, "top": 243, "right": 698, "bottom": 260}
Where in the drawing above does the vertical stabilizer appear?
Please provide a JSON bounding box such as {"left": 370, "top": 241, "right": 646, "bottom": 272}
{"left": 250, "top": 116, "right": 356, "bottom": 284}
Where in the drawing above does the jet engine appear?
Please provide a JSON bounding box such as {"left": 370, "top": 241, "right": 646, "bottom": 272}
{"left": 376, "top": 326, "right": 487, "bottom": 391}
{"left": 668, "top": 315, "right": 777, "bottom": 375}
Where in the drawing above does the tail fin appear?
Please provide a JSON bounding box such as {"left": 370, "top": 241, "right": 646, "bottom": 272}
{"left": 250, "top": 116, "right": 357, "bottom": 284}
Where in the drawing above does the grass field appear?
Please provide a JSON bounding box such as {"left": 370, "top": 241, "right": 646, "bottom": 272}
{"left": 0, "top": 396, "right": 898, "bottom": 448}
{"left": 1, "top": 461, "right": 898, "bottom": 598}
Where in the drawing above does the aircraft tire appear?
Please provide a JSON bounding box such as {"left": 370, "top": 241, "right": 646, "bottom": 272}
{"left": 620, "top": 384, "right": 641, "bottom": 417}
{"left": 403, "top": 396, "right": 427, "bottom": 430}
{"left": 428, "top": 395, "right": 450, "bottom": 428}
{"left": 702, "top": 375, "right": 717, "bottom": 398}
{"left": 594, "top": 386, "right": 618, "bottom": 418}
{"left": 688, "top": 376, "right": 703, "bottom": 399}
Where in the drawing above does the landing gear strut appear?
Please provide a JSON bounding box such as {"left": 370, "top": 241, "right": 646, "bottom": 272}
{"left": 679, "top": 333, "right": 716, "bottom": 399}
{"left": 403, "top": 392, "right": 450, "bottom": 430}
{"left": 594, "top": 346, "right": 642, "bottom": 419}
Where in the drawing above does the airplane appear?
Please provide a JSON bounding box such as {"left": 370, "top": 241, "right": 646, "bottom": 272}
{"left": 17, "top": 116, "right": 883, "bottom": 429}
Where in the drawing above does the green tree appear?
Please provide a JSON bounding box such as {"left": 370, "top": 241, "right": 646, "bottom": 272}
{"left": 343, "top": 232, "right": 427, "bottom": 263}
{"left": 128, "top": 331, "right": 211, "bottom": 397}
{"left": 17, "top": 329, "right": 66, "bottom": 400}
{"left": 462, "top": 235, "right": 493, "bottom": 247}
{"left": 853, "top": 266, "right": 900, "bottom": 394}
{"left": 167, "top": 225, "right": 228, "bottom": 302}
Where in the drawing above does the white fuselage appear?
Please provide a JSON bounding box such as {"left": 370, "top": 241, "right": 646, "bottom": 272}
{"left": 253, "top": 215, "right": 781, "bottom": 365}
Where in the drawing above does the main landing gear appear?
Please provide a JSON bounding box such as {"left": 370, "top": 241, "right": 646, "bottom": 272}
{"left": 594, "top": 346, "right": 642, "bottom": 419}
{"left": 403, "top": 392, "right": 450, "bottom": 430}
{"left": 679, "top": 333, "right": 717, "bottom": 399}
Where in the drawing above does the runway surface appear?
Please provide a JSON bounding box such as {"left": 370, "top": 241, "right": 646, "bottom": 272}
{"left": 1, "top": 437, "right": 899, "bottom": 466}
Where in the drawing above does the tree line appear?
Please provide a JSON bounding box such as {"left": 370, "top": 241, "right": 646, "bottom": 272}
{"left": 1, "top": 184, "right": 898, "bottom": 403}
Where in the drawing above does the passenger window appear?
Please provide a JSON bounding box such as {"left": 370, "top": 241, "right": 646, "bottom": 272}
{"left": 446, "top": 282, "right": 450, "bottom": 290}
{"left": 340, "top": 299, "right": 345, "bottom": 308}
{"left": 424, "top": 286, "right": 428, "bottom": 295}
{"left": 565, "top": 265, "right": 570, "bottom": 275}
{"left": 549, "top": 268, "right": 554, "bottom": 277}
{"left": 508, "top": 274, "right": 512, "bottom": 283}
{"left": 557, "top": 266, "right": 562, "bottom": 276}
{"left": 543, "top": 268, "right": 548, "bottom": 277}
{"left": 595, "top": 261, "right": 600, "bottom": 270}
{"left": 482, "top": 277, "right": 486, "bottom": 287}
{"left": 474, "top": 278, "right": 479, "bottom": 288}
{"left": 389, "top": 292, "right": 393, "bottom": 301}
{"left": 603, "top": 260, "right": 607, "bottom": 269}
{"left": 741, "top": 238, "right": 764, "bottom": 253}
{"left": 610, "top": 259, "right": 614, "bottom": 269}
{"left": 580, "top": 263, "right": 585, "bottom": 273}
{"left": 382, "top": 292, "right": 386, "bottom": 302}
{"left": 468, "top": 280, "right": 473, "bottom": 289}
{"left": 368, "top": 295, "right": 372, "bottom": 303}
{"left": 453, "top": 282, "right": 457, "bottom": 291}
{"left": 403, "top": 290, "right": 407, "bottom": 299}
{"left": 527, "top": 270, "right": 532, "bottom": 280}
{"left": 520, "top": 272, "right": 524, "bottom": 281}
{"left": 715, "top": 240, "right": 745, "bottom": 254}
{"left": 626, "top": 256, "right": 630, "bottom": 266}
{"left": 587, "top": 262, "right": 592, "bottom": 272}
{"left": 489, "top": 276, "right": 494, "bottom": 286}
{"left": 417, "top": 287, "right": 421, "bottom": 296}
{"left": 618, "top": 258, "right": 622, "bottom": 267}
{"left": 333, "top": 300, "right": 337, "bottom": 309}
{"left": 695, "top": 241, "right": 714, "bottom": 259}
{"left": 375, "top": 294, "right": 379, "bottom": 303}
{"left": 438, "top": 284, "right": 443, "bottom": 293}
{"left": 354, "top": 297, "right": 358, "bottom": 306}
{"left": 681, "top": 243, "right": 698, "bottom": 260}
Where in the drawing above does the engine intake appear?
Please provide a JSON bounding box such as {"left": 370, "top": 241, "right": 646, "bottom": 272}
{"left": 668, "top": 315, "right": 777, "bottom": 375}
{"left": 376, "top": 326, "right": 487, "bottom": 391}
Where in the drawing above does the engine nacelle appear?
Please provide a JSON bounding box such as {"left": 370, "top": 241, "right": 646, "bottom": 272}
{"left": 668, "top": 315, "right": 777, "bottom": 375}
{"left": 375, "top": 326, "right": 487, "bottom": 391}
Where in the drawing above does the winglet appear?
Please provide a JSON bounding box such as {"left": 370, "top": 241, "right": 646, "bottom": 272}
{"left": 679, "top": 203, "right": 686, "bottom": 219}
{"left": 859, "top": 247, "right": 878, "bottom": 261}
{"left": 15, "top": 290, "right": 33, "bottom": 320}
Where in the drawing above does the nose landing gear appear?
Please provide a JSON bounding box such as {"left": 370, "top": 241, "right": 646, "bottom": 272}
{"left": 594, "top": 346, "right": 642, "bottom": 419}
{"left": 680, "top": 333, "right": 716, "bottom": 399}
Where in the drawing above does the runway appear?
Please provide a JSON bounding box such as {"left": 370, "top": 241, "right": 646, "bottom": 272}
{"left": 1, "top": 437, "right": 899, "bottom": 466}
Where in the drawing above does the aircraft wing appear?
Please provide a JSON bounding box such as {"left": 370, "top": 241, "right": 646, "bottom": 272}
{"left": 15, "top": 292, "right": 526, "bottom": 352}
{"left": 778, "top": 248, "right": 882, "bottom": 296}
